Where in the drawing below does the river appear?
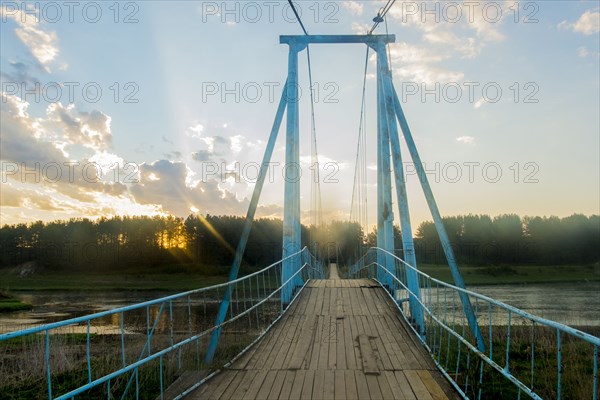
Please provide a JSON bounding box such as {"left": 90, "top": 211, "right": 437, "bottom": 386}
{"left": 1, "top": 281, "right": 599, "bottom": 334}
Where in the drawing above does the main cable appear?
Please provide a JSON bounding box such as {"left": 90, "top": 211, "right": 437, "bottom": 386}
{"left": 286, "top": 0, "right": 322, "bottom": 231}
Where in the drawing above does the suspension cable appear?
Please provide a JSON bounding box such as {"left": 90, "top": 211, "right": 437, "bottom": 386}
{"left": 350, "top": 47, "right": 370, "bottom": 232}
{"left": 368, "top": 0, "right": 397, "bottom": 35}
{"left": 286, "top": 0, "right": 322, "bottom": 232}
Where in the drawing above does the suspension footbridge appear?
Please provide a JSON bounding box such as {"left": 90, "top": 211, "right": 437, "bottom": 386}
{"left": 1, "top": 18, "right": 599, "bottom": 400}
{"left": 189, "top": 265, "right": 455, "bottom": 400}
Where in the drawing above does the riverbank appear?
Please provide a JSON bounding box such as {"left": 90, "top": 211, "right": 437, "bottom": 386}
{"left": 420, "top": 262, "right": 600, "bottom": 285}
{"left": 1, "top": 263, "right": 598, "bottom": 292}
{"left": 0, "top": 292, "right": 32, "bottom": 312}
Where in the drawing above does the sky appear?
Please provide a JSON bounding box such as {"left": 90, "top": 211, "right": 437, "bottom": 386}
{"left": 1, "top": 0, "right": 599, "bottom": 232}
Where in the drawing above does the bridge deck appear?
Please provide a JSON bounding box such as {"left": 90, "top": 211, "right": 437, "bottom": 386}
{"left": 190, "top": 271, "right": 458, "bottom": 399}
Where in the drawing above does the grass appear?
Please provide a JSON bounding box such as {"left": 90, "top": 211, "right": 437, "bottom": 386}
{"left": 432, "top": 324, "right": 600, "bottom": 400}
{"left": 0, "top": 291, "right": 32, "bottom": 312}
{"left": 2, "top": 263, "right": 599, "bottom": 292}
{"left": 1, "top": 271, "right": 229, "bottom": 291}
{"left": 419, "top": 262, "right": 600, "bottom": 285}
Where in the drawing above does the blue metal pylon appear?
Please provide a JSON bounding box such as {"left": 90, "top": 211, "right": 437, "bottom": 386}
{"left": 375, "top": 42, "right": 425, "bottom": 334}
{"left": 282, "top": 40, "right": 306, "bottom": 306}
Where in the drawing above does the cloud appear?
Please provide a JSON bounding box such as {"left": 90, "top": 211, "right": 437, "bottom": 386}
{"left": 387, "top": 42, "right": 464, "bottom": 84}
{"left": 578, "top": 47, "right": 589, "bottom": 58}
{"left": 574, "top": 10, "right": 600, "bottom": 35}
{"left": 341, "top": 1, "right": 364, "bottom": 16}
{"left": 130, "top": 160, "right": 251, "bottom": 216}
{"left": 559, "top": 10, "right": 600, "bottom": 36}
{"left": 187, "top": 124, "right": 204, "bottom": 138}
{"left": 456, "top": 136, "right": 475, "bottom": 145}
{"left": 45, "top": 102, "right": 113, "bottom": 152}
{"left": 1, "top": 5, "right": 60, "bottom": 71}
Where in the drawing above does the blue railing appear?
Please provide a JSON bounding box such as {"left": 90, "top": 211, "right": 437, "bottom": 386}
{"left": 0, "top": 247, "right": 325, "bottom": 400}
{"left": 349, "top": 247, "right": 600, "bottom": 400}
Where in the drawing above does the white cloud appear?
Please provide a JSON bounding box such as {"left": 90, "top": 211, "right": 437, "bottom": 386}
{"left": 351, "top": 22, "right": 370, "bottom": 34}
{"left": 342, "top": 1, "right": 364, "bottom": 16}
{"left": 456, "top": 136, "right": 475, "bottom": 145}
{"left": 574, "top": 10, "right": 600, "bottom": 35}
{"left": 558, "top": 10, "right": 600, "bottom": 36}
{"left": 578, "top": 46, "right": 590, "bottom": 58}
{"left": 187, "top": 124, "right": 204, "bottom": 138}
{"left": 1, "top": 5, "right": 60, "bottom": 71}
{"left": 474, "top": 98, "right": 488, "bottom": 109}
{"left": 388, "top": 42, "right": 464, "bottom": 84}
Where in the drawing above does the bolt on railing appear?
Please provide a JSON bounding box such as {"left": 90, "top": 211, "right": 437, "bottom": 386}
{"left": 349, "top": 247, "right": 600, "bottom": 400}
{"left": 0, "top": 247, "right": 325, "bottom": 400}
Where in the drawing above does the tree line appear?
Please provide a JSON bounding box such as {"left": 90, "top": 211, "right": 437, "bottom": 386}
{"left": 0, "top": 213, "right": 597, "bottom": 272}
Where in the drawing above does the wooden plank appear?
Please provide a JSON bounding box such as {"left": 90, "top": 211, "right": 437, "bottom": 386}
{"left": 358, "top": 334, "right": 380, "bottom": 375}
{"left": 312, "top": 369, "right": 325, "bottom": 400}
{"left": 308, "top": 315, "right": 324, "bottom": 370}
{"left": 394, "top": 371, "right": 418, "bottom": 400}
{"left": 289, "top": 370, "right": 306, "bottom": 400}
{"left": 327, "top": 315, "right": 337, "bottom": 369}
{"left": 348, "top": 315, "right": 363, "bottom": 371}
{"left": 288, "top": 315, "right": 317, "bottom": 370}
{"left": 278, "top": 370, "right": 296, "bottom": 400}
{"left": 304, "top": 287, "right": 317, "bottom": 316}
{"left": 323, "top": 370, "right": 335, "bottom": 399}
{"left": 206, "top": 371, "right": 239, "bottom": 400}
{"left": 335, "top": 316, "right": 347, "bottom": 370}
{"left": 229, "top": 370, "right": 258, "bottom": 400}
{"left": 255, "top": 370, "right": 278, "bottom": 399}
{"left": 377, "top": 372, "right": 394, "bottom": 400}
{"left": 334, "top": 370, "right": 346, "bottom": 400}
{"left": 241, "top": 370, "right": 268, "bottom": 400}
{"left": 272, "top": 315, "right": 301, "bottom": 369}
{"left": 354, "top": 370, "right": 371, "bottom": 400}
{"left": 363, "top": 315, "right": 394, "bottom": 371}
{"left": 317, "top": 316, "right": 331, "bottom": 370}
{"left": 329, "top": 286, "right": 337, "bottom": 316}
{"left": 219, "top": 370, "right": 245, "bottom": 399}
{"left": 301, "top": 370, "right": 315, "bottom": 400}
{"left": 404, "top": 370, "right": 434, "bottom": 400}
{"left": 343, "top": 315, "right": 357, "bottom": 370}
{"left": 267, "top": 370, "right": 287, "bottom": 400}
{"left": 344, "top": 370, "right": 359, "bottom": 400}
{"left": 383, "top": 371, "right": 409, "bottom": 400}
{"left": 372, "top": 314, "right": 404, "bottom": 370}
{"left": 366, "top": 373, "right": 383, "bottom": 400}
{"left": 322, "top": 283, "right": 331, "bottom": 315}
{"left": 417, "top": 370, "right": 449, "bottom": 400}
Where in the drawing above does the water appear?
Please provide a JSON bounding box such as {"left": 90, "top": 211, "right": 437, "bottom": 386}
{"left": 469, "top": 282, "right": 600, "bottom": 327}
{"left": 1, "top": 282, "right": 599, "bottom": 333}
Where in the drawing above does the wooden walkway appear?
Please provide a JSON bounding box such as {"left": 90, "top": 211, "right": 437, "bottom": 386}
{"left": 188, "top": 266, "right": 458, "bottom": 399}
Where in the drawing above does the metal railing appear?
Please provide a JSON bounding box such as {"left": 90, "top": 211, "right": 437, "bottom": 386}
{"left": 349, "top": 247, "right": 600, "bottom": 400}
{"left": 0, "top": 247, "right": 325, "bottom": 400}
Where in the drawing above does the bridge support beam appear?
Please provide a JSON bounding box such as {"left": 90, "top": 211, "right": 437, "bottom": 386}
{"left": 376, "top": 43, "right": 425, "bottom": 334}
{"left": 376, "top": 50, "right": 395, "bottom": 291}
{"left": 282, "top": 41, "right": 306, "bottom": 306}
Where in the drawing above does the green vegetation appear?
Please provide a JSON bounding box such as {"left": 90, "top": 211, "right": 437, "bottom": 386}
{"left": 437, "top": 324, "right": 600, "bottom": 399}
{"left": 0, "top": 213, "right": 597, "bottom": 289}
{"left": 0, "top": 291, "right": 32, "bottom": 312}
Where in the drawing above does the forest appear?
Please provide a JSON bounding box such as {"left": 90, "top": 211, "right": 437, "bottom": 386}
{"left": 0, "top": 213, "right": 598, "bottom": 273}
